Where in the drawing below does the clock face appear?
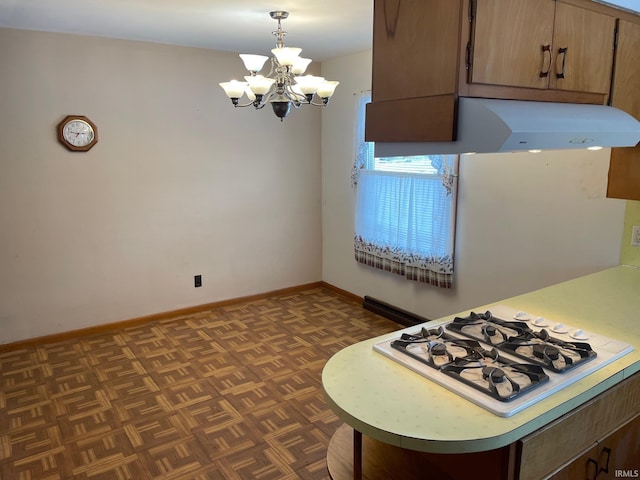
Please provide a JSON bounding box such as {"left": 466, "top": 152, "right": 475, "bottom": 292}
{"left": 63, "top": 119, "right": 94, "bottom": 147}
{"left": 57, "top": 115, "right": 98, "bottom": 151}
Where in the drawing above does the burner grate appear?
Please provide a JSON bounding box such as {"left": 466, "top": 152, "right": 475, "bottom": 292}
{"left": 445, "top": 311, "right": 597, "bottom": 373}
{"left": 390, "top": 327, "right": 482, "bottom": 369}
{"left": 446, "top": 311, "right": 530, "bottom": 345}
{"left": 442, "top": 351, "right": 549, "bottom": 401}
{"left": 499, "top": 330, "right": 597, "bottom": 373}
{"left": 390, "top": 326, "right": 550, "bottom": 402}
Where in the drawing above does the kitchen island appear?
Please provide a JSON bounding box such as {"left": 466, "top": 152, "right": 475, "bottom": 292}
{"left": 322, "top": 265, "right": 640, "bottom": 479}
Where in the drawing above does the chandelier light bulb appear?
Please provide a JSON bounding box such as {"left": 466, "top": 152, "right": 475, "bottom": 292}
{"left": 219, "top": 80, "right": 248, "bottom": 99}
{"left": 239, "top": 54, "right": 269, "bottom": 74}
{"left": 294, "top": 75, "right": 325, "bottom": 95}
{"left": 244, "top": 86, "right": 256, "bottom": 102}
{"left": 317, "top": 81, "right": 340, "bottom": 99}
{"left": 271, "top": 47, "right": 302, "bottom": 66}
{"left": 291, "top": 57, "right": 312, "bottom": 75}
{"left": 244, "top": 75, "right": 276, "bottom": 95}
{"left": 290, "top": 84, "right": 305, "bottom": 96}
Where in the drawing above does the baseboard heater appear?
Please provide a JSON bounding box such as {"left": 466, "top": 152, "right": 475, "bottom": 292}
{"left": 362, "top": 296, "right": 430, "bottom": 327}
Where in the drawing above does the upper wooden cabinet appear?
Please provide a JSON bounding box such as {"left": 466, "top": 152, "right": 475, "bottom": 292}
{"left": 366, "top": 0, "right": 630, "bottom": 144}
{"left": 371, "top": 0, "right": 461, "bottom": 103}
{"left": 607, "top": 19, "right": 640, "bottom": 200}
{"left": 366, "top": 0, "right": 462, "bottom": 142}
{"left": 470, "top": 0, "right": 616, "bottom": 95}
{"left": 609, "top": 19, "right": 640, "bottom": 120}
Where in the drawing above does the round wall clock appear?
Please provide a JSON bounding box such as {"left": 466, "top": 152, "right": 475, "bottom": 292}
{"left": 57, "top": 115, "right": 98, "bottom": 152}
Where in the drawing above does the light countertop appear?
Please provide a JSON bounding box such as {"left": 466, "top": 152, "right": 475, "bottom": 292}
{"left": 321, "top": 265, "right": 640, "bottom": 453}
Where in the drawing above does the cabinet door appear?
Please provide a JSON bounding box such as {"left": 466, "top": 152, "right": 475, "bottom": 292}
{"left": 470, "top": 0, "right": 555, "bottom": 89}
{"left": 547, "top": 444, "right": 599, "bottom": 480}
{"left": 547, "top": 416, "right": 640, "bottom": 480}
{"left": 596, "top": 415, "right": 640, "bottom": 479}
{"left": 610, "top": 20, "right": 640, "bottom": 119}
{"left": 371, "top": 0, "right": 461, "bottom": 102}
{"left": 550, "top": 2, "right": 616, "bottom": 94}
{"left": 518, "top": 373, "right": 640, "bottom": 480}
{"left": 367, "top": 0, "right": 461, "bottom": 143}
{"left": 606, "top": 20, "right": 640, "bottom": 201}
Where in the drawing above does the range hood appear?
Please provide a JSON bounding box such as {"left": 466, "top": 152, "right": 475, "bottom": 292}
{"left": 374, "top": 98, "right": 640, "bottom": 157}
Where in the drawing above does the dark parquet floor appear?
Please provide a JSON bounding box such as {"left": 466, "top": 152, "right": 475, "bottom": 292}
{"left": 0, "top": 287, "right": 400, "bottom": 479}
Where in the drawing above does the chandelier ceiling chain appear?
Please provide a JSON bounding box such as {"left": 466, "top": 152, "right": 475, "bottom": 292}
{"left": 271, "top": 10, "right": 288, "bottom": 49}
{"left": 219, "top": 11, "right": 339, "bottom": 121}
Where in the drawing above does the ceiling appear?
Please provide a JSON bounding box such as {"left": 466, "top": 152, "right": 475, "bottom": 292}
{"left": 0, "top": 0, "right": 373, "bottom": 62}
{"left": 2, "top": 1, "right": 640, "bottom": 64}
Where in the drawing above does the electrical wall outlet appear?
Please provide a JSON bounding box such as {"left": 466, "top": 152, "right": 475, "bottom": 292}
{"left": 632, "top": 226, "right": 640, "bottom": 247}
{"left": 194, "top": 275, "right": 202, "bottom": 287}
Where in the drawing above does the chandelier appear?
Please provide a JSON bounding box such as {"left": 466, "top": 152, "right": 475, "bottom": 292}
{"left": 219, "top": 11, "right": 339, "bottom": 121}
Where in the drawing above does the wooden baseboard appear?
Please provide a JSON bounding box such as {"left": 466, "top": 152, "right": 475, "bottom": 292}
{"left": 319, "top": 281, "right": 364, "bottom": 304}
{"left": 0, "top": 282, "right": 332, "bottom": 352}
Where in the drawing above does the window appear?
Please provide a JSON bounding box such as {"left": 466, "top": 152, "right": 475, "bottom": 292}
{"left": 352, "top": 93, "right": 458, "bottom": 288}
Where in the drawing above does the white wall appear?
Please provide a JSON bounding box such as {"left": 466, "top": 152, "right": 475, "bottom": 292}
{"left": 0, "top": 28, "right": 322, "bottom": 344}
{"left": 321, "top": 50, "right": 627, "bottom": 320}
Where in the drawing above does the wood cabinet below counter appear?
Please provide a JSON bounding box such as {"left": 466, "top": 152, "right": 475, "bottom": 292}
{"left": 518, "top": 372, "right": 640, "bottom": 480}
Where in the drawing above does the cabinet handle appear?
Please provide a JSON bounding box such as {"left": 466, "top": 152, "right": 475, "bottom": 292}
{"left": 539, "top": 44, "right": 552, "bottom": 77}
{"left": 586, "top": 458, "right": 598, "bottom": 480}
{"left": 556, "top": 47, "right": 568, "bottom": 79}
{"left": 598, "top": 447, "right": 611, "bottom": 474}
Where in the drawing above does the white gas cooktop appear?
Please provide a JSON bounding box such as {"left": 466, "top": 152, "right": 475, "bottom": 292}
{"left": 373, "top": 305, "right": 634, "bottom": 417}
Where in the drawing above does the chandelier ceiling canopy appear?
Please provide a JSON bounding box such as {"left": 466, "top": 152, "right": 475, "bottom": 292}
{"left": 219, "top": 11, "right": 339, "bottom": 121}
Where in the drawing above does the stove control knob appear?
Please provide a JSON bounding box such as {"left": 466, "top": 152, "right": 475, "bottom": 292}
{"left": 514, "top": 311, "right": 531, "bottom": 321}
{"left": 532, "top": 316, "right": 549, "bottom": 327}
{"left": 551, "top": 323, "right": 568, "bottom": 333}
{"left": 570, "top": 329, "right": 589, "bottom": 340}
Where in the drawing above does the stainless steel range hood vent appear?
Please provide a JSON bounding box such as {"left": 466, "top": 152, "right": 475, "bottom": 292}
{"left": 374, "top": 98, "right": 640, "bottom": 157}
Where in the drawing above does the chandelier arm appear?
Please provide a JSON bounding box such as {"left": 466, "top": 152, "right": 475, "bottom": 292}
{"left": 262, "top": 87, "right": 276, "bottom": 102}
{"left": 232, "top": 101, "right": 261, "bottom": 108}
{"left": 264, "top": 58, "right": 278, "bottom": 79}
{"left": 283, "top": 86, "right": 308, "bottom": 104}
{"left": 231, "top": 94, "right": 269, "bottom": 109}
{"left": 308, "top": 99, "right": 331, "bottom": 107}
